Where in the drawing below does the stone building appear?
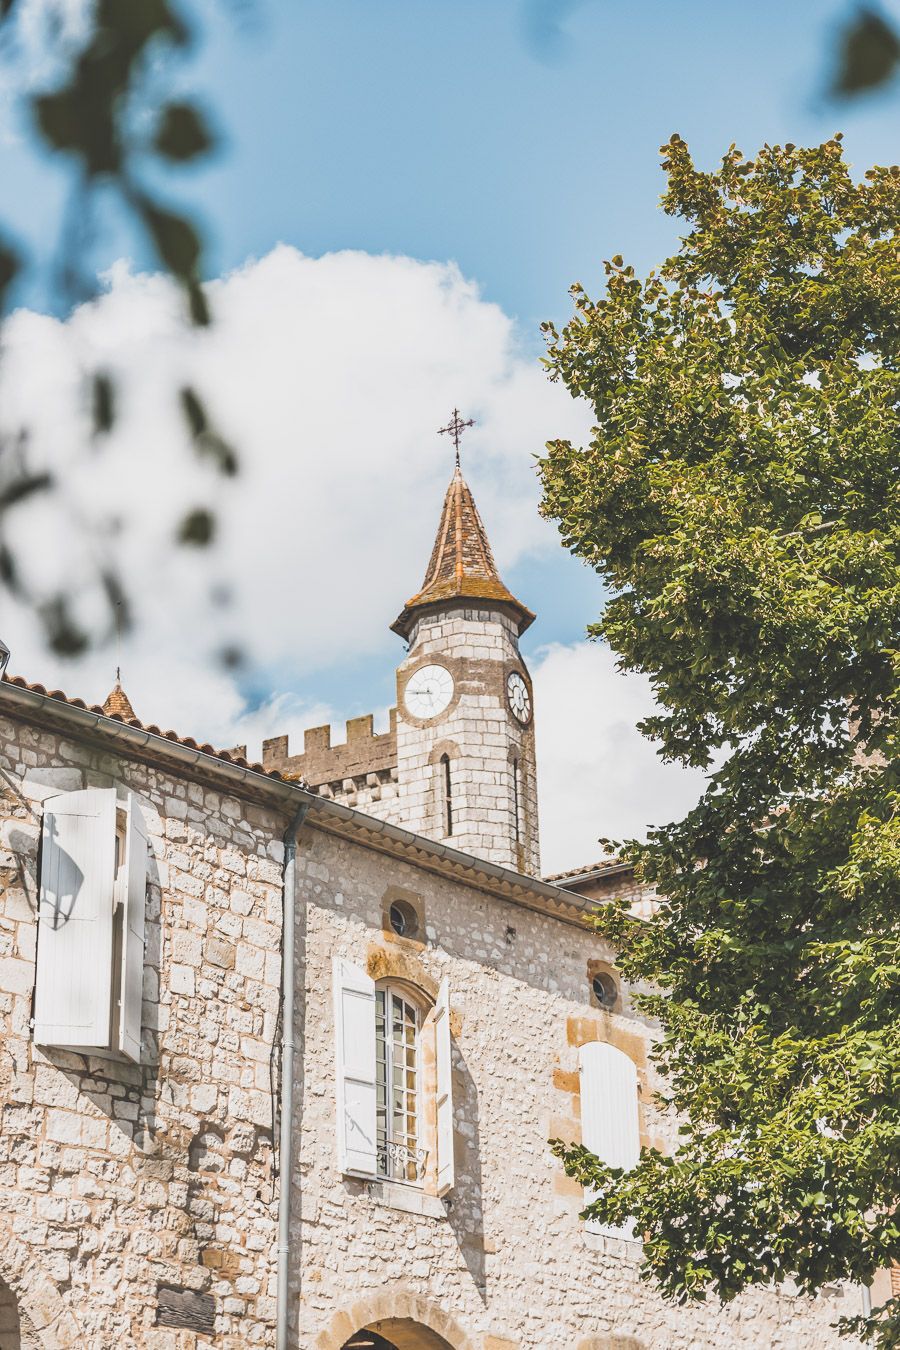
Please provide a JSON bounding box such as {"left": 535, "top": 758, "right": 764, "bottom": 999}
{"left": 0, "top": 461, "right": 865, "bottom": 1349}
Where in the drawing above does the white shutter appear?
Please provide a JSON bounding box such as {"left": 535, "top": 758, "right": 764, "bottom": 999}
{"left": 34, "top": 788, "right": 116, "bottom": 1049}
{"left": 434, "top": 975, "right": 455, "bottom": 1196}
{"left": 579, "top": 1040, "right": 640, "bottom": 1239}
{"left": 333, "top": 957, "right": 377, "bottom": 1176}
{"left": 118, "top": 794, "right": 147, "bottom": 1063}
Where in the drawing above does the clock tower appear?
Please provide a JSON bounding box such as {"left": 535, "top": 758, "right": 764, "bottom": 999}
{"left": 391, "top": 458, "right": 540, "bottom": 876}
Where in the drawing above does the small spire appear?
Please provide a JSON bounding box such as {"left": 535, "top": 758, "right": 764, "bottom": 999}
{"left": 391, "top": 446, "right": 535, "bottom": 640}
{"left": 102, "top": 671, "right": 136, "bottom": 721}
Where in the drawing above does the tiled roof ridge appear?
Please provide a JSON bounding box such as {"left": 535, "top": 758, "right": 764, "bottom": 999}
{"left": 1, "top": 673, "right": 283, "bottom": 780}
{"left": 392, "top": 465, "right": 535, "bottom": 638}
{"left": 543, "top": 858, "right": 629, "bottom": 883}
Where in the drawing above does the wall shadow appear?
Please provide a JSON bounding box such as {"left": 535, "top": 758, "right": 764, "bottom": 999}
{"left": 444, "top": 1039, "right": 486, "bottom": 1304}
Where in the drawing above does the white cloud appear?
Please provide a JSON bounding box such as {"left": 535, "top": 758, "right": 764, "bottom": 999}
{"left": 1, "top": 246, "right": 708, "bottom": 867}
{"left": 533, "top": 640, "right": 708, "bottom": 874}
{"left": 0, "top": 245, "right": 590, "bottom": 733}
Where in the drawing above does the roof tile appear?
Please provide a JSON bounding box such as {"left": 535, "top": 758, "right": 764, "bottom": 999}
{"left": 392, "top": 465, "right": 534, "bottom": 638}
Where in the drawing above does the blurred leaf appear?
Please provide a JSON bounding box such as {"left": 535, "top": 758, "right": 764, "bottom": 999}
{"left": 180, "top": 385, "right": 207, "bottom": 437}
{"left": 177, "top": 507, "right": 216, "bottom": 546}
{"left": 99, "top": 0, "right": 191, "bottom": 51}
{"left": 154, "top": 102, "right": 214, "bottom": 161}
{"left": 180, "top": 388, "right": 238, "bottom": 475}
{"left": 218, "top": 643, "right": 245, "bottom": 669}
{"left": 0, "top": 472, "right": 53, "bottom": 511}
{"left": 202, "top": 434, "right": 238, "bottom": 476}
{"left": 139, "top": 199, "right": 201, "bottom": 277}
{"left": 187, "top": 277, "right": 211, "bottom": 326}
{"left": 41, "top": 596, "right": 88, "bottom": 656}
{"left": 92, "top": 373, "right": 115, "bottom": 435}
{"left": 0, "top": 238, "right": 20, "bottom": 311}
{"left": 834, "top": 9, "right": 900, "bottom": 95}
{"left": 34, "top": 90, "right": 84, "bottom": 155}
{"left": 0, "top": 545, "right": 20, "bottom": 592}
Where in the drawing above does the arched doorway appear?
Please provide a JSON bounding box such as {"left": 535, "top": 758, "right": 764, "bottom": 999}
{"left": 342, "top": 1321, "right": 456, "bottom": 1350}
{"left": 0, "top": 1274, "right": 39, "bottom": 1350}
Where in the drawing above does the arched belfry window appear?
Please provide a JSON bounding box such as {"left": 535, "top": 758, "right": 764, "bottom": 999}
{"left": 440, "top": 753, "right": 453, "bottom": 837}
{"left": 512, "top": 757, "right": 522, "bottom": 843}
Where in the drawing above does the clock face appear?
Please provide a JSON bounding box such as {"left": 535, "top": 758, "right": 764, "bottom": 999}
{"left": 404, "top": 664, "right": 454, "bottom": 719}
{"left": 506, "top": 671, "right": 532, "bottom": 725}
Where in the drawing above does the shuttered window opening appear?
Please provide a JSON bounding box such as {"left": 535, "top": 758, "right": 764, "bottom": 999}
{"left": 433, "top": 976, "right": 455, "bottom": 1196}
{"left": 579, "top": 1040, "right": 641, "bottom": 1241}
{"left": 375, "top": 985, "right": 423, "bottom": 1182}
{"left": 333, "top": 958, "right": 455, "bottom": 1195}
{"left": 34, "top": 788, "right": 148, "bottom": 1062}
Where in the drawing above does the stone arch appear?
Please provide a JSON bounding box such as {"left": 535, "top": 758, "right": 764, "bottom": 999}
{"left": 317, "top": 1289, "right": 475, "bottom": 1350}
{"left": 0, "top": 1218, "right": 82, "bottom": 1348}
{"left": 367, "top": 941, "right": 439, "bottom": 1003}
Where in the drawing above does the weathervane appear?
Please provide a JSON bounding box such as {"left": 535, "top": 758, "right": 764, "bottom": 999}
{"left": 438, "top": 407, "right": 475, "bottom": 469}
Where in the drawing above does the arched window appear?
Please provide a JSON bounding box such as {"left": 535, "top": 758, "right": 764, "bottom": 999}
{"left": 375, "top": 983, "right": 425, "bottom": 1182}
{"left": 333, "top": 960, "right": 455, "bottom": 1194}
{"left": 512, "top": 757, "right": 522, "bottom": 843}
{"left": 579, "top": 1040, "right": 640, "bottom": 1239}
{"left": 440, "top": 753, "right": 453, "bottom": 837}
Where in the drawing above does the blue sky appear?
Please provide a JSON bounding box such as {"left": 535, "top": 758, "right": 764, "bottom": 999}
{"left": 2, "top": 0, "right": 899, "bottom": 866}
{"left": 6, "top": 0, "right": 900, "bottom": 331}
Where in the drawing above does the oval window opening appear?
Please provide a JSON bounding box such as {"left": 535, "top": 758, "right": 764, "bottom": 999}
{"left": 591, "top": 971, "right": 618, "bottom": 1010}
{"left": 389, "top": 899, "right": 418, "bottom": 939}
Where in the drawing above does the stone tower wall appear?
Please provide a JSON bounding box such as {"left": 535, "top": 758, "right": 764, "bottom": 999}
{"left": 394, "top": 606, "right": 540, "bottom": 876}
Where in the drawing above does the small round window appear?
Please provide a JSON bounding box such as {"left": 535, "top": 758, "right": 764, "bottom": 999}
{"left": 389, "top": 899, "right": 418, "bottom": 939}
{"left": 591, "top": 971, "right": 618, "bottom": 1009}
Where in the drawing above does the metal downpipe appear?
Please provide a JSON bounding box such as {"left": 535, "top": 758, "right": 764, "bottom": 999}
{"left": 275, "top": 800, "right": 309, "bottom": 1350}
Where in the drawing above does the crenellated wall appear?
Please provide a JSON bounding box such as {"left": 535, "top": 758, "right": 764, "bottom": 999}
{"left": 257, "top": 711, "right": 400, "bottom": 818}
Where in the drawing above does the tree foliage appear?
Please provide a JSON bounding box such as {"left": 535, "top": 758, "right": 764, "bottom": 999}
{"left": 540, "top": 136, "right": 900, "bottom": 1345}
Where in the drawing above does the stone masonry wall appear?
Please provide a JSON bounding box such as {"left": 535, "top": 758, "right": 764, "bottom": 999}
{"left": 0, "top": 711, "right": 286, "bottom": 1349}
{"left": 258, "top": 713, "right": 399, "bottom": 819}
{"left": 292, "top": 827, "right": 860, "bottom": 1350}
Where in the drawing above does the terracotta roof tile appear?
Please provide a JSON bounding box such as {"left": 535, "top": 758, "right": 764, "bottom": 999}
{"left": 1, "top": 674, "right": 283, "bottom": 780}
{"left": 392, "top": 465, "right": 535, "bottom": 639}
{"left": 542, "top": 859, "right": 628, "bottom": 884}
{"left": 102, "top": 680, "right": 136, "bottom": 720}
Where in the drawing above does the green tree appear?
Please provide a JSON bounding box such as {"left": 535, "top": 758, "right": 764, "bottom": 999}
{"left": 540, "top": 136, "right": 900, "bottom": 1346}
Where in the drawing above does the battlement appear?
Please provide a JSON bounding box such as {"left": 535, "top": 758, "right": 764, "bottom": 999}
{"left": 261, "top": 709, "right": 398, "bottom": 802}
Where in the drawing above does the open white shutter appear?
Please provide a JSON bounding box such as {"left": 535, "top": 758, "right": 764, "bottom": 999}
{"left": 118, "top": 794, "right": 147, "bottom": 1063}
{"left": 34, "top": 788, "right": 116, "bottom": 1049}
{"left": 579, "top": 1040, "right": 640, "bottom": 1239}
{"left": 333, "top": 957, "right": 377, "bottom": 1176}
{"left": 434, "top": 975, "right": 455, "bottom": 1196}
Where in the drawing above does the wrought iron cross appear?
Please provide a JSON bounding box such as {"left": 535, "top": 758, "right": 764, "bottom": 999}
{"left": 438, "top": 408, "right": 475, "bottom": 468}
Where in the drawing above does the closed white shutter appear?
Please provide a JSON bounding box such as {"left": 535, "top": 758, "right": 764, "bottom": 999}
{"left": 34, "top": 788, "right": 117, "bottom": 1049}
{"left": 579, "top": 1040, "right": 640, "bottom": 1239}
{"left": 434, "top": 975, "right": 455, "bottom": 1196}
{"left": 333, "top": 957, "right": 377, "bottom": 1176}
{"left": 118, "top": 794, "right": 147, "bottom": 1063}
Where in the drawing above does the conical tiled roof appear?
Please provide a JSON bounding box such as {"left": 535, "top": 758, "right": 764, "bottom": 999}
{"left": 391, "top": 465, "right": 535, "bottom": 639}
{"left": 102, "top": 679, "right": 136, "bottom": 720}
